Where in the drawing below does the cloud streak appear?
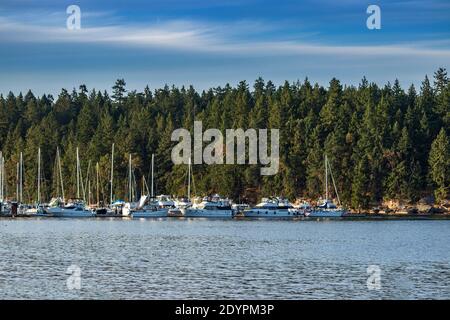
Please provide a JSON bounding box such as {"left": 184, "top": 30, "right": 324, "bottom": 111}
{"left": 1, "top": 13, "right": 450, "bottom": 59}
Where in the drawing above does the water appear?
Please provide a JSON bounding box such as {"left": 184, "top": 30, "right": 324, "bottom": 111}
{"left": 0, "top": 218, "right": 449, "bottom": 299}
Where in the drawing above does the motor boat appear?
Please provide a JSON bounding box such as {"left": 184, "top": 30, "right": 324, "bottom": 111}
{"left": 184, "top": 194, "right": 233, "bottom": 218}
{"left": 244, "top": 197, "right": 301, "bottom": 218}
{"left": 129, "top": 195, "right": 175, "bottom": 218}
{"left": 42, "top": 198, "right": 95, "bottom": 217}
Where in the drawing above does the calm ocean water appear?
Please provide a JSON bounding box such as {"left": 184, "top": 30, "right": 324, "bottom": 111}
{"left": 0, "top": 218, "right": 449, "bottom": 299}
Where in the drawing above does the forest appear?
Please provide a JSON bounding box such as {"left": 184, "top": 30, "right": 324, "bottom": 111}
{"left": 0, "top": 68, "right": 449, "bottom": 209}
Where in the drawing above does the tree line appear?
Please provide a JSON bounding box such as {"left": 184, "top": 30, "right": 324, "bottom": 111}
{"left": 0, "top": 69, "right": 449, "bottom": 208}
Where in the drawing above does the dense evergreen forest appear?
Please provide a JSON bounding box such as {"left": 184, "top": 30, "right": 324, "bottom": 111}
{"left": 0, "top": 69, "right": 449, "bottom": 209}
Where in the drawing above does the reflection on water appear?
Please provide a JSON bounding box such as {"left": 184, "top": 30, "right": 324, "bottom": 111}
{"left": 0, "top": 218, "right": 449, "bottom": 299}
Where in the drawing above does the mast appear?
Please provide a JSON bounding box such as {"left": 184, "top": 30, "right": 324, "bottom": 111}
{"left": 2, "top": 156, "right": 5, "bottom": 201}
{"left": 151, "top": 153, "right": 154, "bottom": 198}
{"left": 3, "top": 156, "right": 6, "bottom": 200}
{"left": 16, "top": 162, "right": 19, "bottom": 201}
{"left": 82, "top": 160, "right": 90, "bottom": 202}
{"left": 325, "top": 154, "right": 328, "bottom": 201}
{"left": 0, "top": 151, "right": 3, "bottom": 202}
{"left": 96, "top": 162, "right": 99, "bottom": 206}
{"left": 110, "top": 143, "right": 114, "bottom": 205}
{"left": 187, "top": 156, "right": 191, "bottom": 200}
{"left": 76, "top": 147, "right": 80, "bottom": 199}
{"left": 328, "top": 158, "right": 342, "bottom": 207}
{"left": 37, "top": 147, "right": 41, "bottom": 204}
{"left": 57, "top": 147, "right": 65, "bottom": 203}
{"left": 132, "top": 169, "right": 136, "bottom": 202}
{"left": 20, "top": 152, "right": 23, "bottom": 203}
{"left": 128, "top": 153, "right": 132, "bottom": 202}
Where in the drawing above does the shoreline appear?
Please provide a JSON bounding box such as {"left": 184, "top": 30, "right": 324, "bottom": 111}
{"left": 1, "top": 213, "right": 449, "bottom": 220}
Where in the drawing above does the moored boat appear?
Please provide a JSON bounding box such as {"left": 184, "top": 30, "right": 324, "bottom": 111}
{"left": 184, "top": 194, "right": 233, "bottom": 218}
{"left": 129, "top": 195, "right": 175, "bottom": 218}
{"left": 42, "top": 198, "right": 95, "bottom": 217}
{"left": 308, "top": 154, "right": 346, "bottom": 218}
{"left": 309, "top": 199, "right": 345, "bottom": 217}
{"left": 244, "top": 197, "right": 301, "bottom": 218}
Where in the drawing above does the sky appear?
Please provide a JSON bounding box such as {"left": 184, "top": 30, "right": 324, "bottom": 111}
{"left": 0, "top": 0, "right": 449, "bottom": 95}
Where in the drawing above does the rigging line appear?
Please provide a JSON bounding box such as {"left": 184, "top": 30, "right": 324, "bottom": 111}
{"left": 327, "top": 158, "right": 341, "bottom": 206}
{"left": 142, "top": 175, "right": 150, "bottom": 197}
{"left": 83, "top": 160, "right": 91, "bottom": 201}
{"left": 132, "top": 167, "right": 138, "bottom": 201}
{"left": 191, "top": 163, "right": 196, "bottom": 196}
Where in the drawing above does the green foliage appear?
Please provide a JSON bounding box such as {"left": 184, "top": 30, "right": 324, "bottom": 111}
{"left": 0, "top": 70, "right": 448, "bottom": 207}
{"left": 428, "top": 128, "right": 450, "bottom": 203}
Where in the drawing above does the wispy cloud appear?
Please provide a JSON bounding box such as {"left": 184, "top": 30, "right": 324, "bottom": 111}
{"left": 1, "top": 11, "right": 449, "bottom": 59}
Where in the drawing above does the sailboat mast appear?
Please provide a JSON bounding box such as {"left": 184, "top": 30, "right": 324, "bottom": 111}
{"left": 16, "top": 162, "right": 19, "bottom": 201}
{"left": 129, "top": 153, "right": 132, "bottom": 202}
{"left": 82, "top": 160, "right": 90, "bottom": 202}
{"left": 0, "top": 151, "right": 3, "bottom": 202}
{"left": 76, "top": 147, "right": 80, "bottom": 199}
{"left": 37, "top": 147, "right": 41, "bottom": 204}
{"left": 110, "top": 143, "right": 114, "bottom": 205}
{"left": 20, "top": 152, "right": 23, "bottom": 203}
{"left": 2, "top": 156, "right": 6, "bottom": 200}
{"left": 57, "top": 147, "right": 65, "bottom": 203}
{"left": 151, "top": 153, "right": 154, "bottom": 198}
{"left": 96, "top": 162, "right": 99, "bottom": 206}
{"left": 325, "top": 154, "right": 328, "bottom": 201}
{"left": 187, "top": 157, "right": 191, "bottom": 200}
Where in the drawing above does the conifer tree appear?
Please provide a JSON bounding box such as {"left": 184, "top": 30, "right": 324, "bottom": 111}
{"left": 428, "top": 128, "right": 450, "bottom": 203}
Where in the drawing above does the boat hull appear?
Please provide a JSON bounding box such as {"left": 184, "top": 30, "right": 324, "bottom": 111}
{"left": 308, "top": 209, "right": 345, "bottom": 218}
{"left": 184, "top": 208, "right": 233, "bottom": 218}
{"left": 244, "top": 209, "right": 302, "bottom": 218}
{"left": 42, "top": 207, "right": 95, "bottom": 217}
{"left": 132, "top": 208, "right": 168, "bottom": 218}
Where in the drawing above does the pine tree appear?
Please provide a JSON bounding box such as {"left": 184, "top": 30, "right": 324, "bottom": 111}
{"left": 352, "top": 155, "right": 370, "bottom": 210}
{"left": 428, "top": 128, "right": 450, "bottom": 203}
{"left": 112, "top": 79, "right": 127, "bottom": 105}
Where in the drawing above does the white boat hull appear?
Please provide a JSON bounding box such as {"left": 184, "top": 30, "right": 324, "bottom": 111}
{"left": 42, "top": 207, "right": 95, "bottom": 217}
{"left": 184, "top": 208, "right": 233, "bottom": 218}
{"left": 132, "top": 208, "right": 168, "bottom": 218}
{"left": 244, "top": 208, "right": 302, "bottom": 218}
{"left": 308, "top": 209, "right": 345, "bottom": 218}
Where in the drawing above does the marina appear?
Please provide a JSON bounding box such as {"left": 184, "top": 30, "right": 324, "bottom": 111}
{"left": 1, "top": 148, "right": 447, "bottom": 220}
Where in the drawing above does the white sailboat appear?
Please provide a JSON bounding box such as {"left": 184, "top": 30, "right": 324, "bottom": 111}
{"left": 244, "top": 197, "right": 301, "bottom": 218}
{"left": 42, "top": 147, "right": 94, "bottom": 217}
{"left": 24, "top": 148, "right": 43, "bottom": 215}
{"left": 0, "top": 151, "right": 10, "bottom": 215}
{"left": 309, "top": 154, "right": 346, "bottom": 218}
{"left": 129, "top": 154, "right": 173, "bottom": 218}
{"left": 170, "top": 157, "right": 193, "bottom": 217}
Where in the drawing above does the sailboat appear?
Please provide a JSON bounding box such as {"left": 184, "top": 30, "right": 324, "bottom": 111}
{"left": 42, "top": 147, "right": 94, "bottom": 217}
{"left": 24, "top": 148, "right": 43, "bottom": 215}
{"left": 0, "top": 151, "right": 10, "bottom": 215}
{"left": 170, "top": 157, "right": 193, "bottom": 217}
{"left": 309, "top": 154, "right": 346, "bottom": 218}
{"left": 128, "top": 154, "right": 174, "bottom": 218}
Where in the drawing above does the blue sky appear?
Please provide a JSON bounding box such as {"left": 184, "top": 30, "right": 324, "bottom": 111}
{"left": 0, "top": 0, "right": 449, "bottom": 95}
